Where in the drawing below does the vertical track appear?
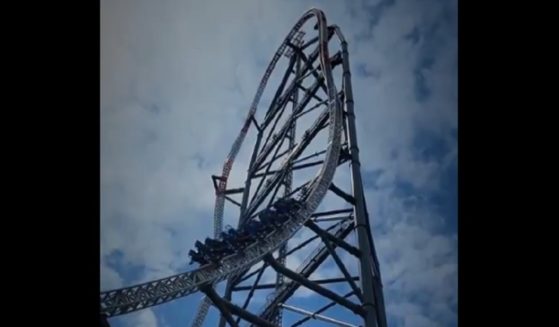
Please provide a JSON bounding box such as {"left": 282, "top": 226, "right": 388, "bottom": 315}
{"left": 272, "top": 53, "right": 301, "bottom": 327}
{"left": 194, "top": 9, "right": 337, "bottom": 327}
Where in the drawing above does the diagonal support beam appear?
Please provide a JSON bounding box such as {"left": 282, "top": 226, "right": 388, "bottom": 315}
{"left": 211, "top": 175, "right": 224, "bottom": 193}
{"left": 305, "top": 220, "right": 361, "bottom": 258}
{"left": 237, "top": 262, "right": 270, "bottom": 285}
{"left": 291, "top": 46, "right": 328, "bottom": 93}
{"left": 250, "top": 115, "right": 262, "bottom": 132}
{"left": 255, "top": 64, "right": 324, "bottom": 169}
{"left": 200, "top": 286, "right": 239, "bottom": 327}
{"left": 292, "top": 149, "right": 327, "bottom": 165}
{"left": 283, "top": 219, "right": 344, "bottom": 256}
{"left": 237, "top": 220, "right": 345, "bottom": 285}
{"left": 328, "top": 182, "right": 356, "bottom": 205}
{"left": 264, "top": 55, "right": 297, "bottom": 122}
{"left": 224, "top": 196, "right": 241, "bottom": 208}
{"left": 301, "top": 35, "right": 319, "bottom": 50}
{"left": 235, "top": 262, "right": 269, "bottom": 325}
{"left": 291, "top": 291, "right": 355, "bottom": 327}
{"left": 322, "top": 238, "right": 364, "bottom": 302}
{"left": 280, "top": 303, "right": 358, "bottom": 327}
{"left": 248, "top": 124, "right": 291, "bottom": 213}
{"left": 254, "top": 148, "right": 292, "bottom": 175}
{"left": 264, "top": 254, "right": 365, "bottom": 316}
{"left": 252, "top": 221, "right": 356, "bottom": 324}
{"left": 204, "top": 284, "right": 278, "bottom": 327}
{"left": 296, "top": 83, "right": 325, "bottom": 102}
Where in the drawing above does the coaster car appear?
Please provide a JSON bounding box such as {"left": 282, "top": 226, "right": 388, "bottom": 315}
{"left": 274, "top": 198, "right": 300, "bottom": 214}
{"left": 188, "top": 249, "right": 208, "bottom": 265}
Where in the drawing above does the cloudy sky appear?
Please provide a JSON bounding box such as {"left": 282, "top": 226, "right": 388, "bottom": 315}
{"left": 100, "top": 0, "right": 457, "bottom": 327}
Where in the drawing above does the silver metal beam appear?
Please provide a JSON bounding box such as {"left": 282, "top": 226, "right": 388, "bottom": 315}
{"left": 328, "top": 182, "right": 356, "bottom": 205}
{"left": 312, "top": 215, "right": 352, "bottom": 222}
{"left": 251, "top": 220, "right": 356, "bottom": 325}
{"left": 233, "top": 276, "right": 359, "bottom": 291}
{"left": 237, "top": 220, "right": 344, "bottom": 284}
{"left": 290, "top": 291, "right": 355, "bottom": 327}
{"left": 337, "top": 28, "right": 387, "bottom": 327}
{"left": 305, "top": 220, "right": 361, "bottom": 257}
{"left": 224, "top": 196, "right": 241, "bottom": 207}
{"left": 311, "top": 208, "right": 353, "bottom": 217}
{"left": 280, "top": 303, "right": 358, "bottom": 327}
{"left": 322, "top": 238, "right": 364, "bottom": 302}
{"left": 201, "top": 286, "right": 239, "bottom": 327}
{"left": 264, "top": 254, "right": 365, "bottom": 316}
{"left": 234, "top": 257, "right": 271, "bottom": 326}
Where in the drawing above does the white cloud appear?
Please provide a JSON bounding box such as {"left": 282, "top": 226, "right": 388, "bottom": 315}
{"left": 125, "top": 309, "right": 159, "bottom": 327}
{"left": 100, "top": 261, "right": 123, "bottom": 291}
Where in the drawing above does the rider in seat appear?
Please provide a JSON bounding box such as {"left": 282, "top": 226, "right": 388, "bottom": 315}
{"left": 195, "top": 240, "right": 208, "bottom": 253}
{"left": 188, "top": 249, "right": 208, "bottom": 265}
{"left": 206, "top": 237, "right": 234, "bottom": 257}
{"left": 259, "top": 209, "right": 275, "bottom": 225}
{"left": 236, "top": 222, "right": 257, "bottom": 246}
{"left": 273, "top": 198, "right": 291, "bottom": 214}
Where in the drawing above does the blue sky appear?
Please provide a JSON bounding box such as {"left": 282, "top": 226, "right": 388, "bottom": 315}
{"left": 101, "top": 1, "right": 457, "bottom": 326}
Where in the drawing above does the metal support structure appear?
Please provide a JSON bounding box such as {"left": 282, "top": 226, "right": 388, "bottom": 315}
{"left": 311, "top": 208, "right": 353, "bottom": 218}
{"left": 234, "top": 262, "right": 269, "bottom": 325}
{"left": 252, "top": 221, "right": 356, "bottom": 325}
{"left": 272, "top": 51, "right": 301, "bottom": 326}
{"left": 237, "top": 219, "right": 345, "bottom": 285}
{"left": 279, "top": 303, "right": 358, "bottom": 327}
{"left": 206, "top": 285, "right": 279, "bottom": 327}
{"left": 328, "top": 182, "right": 356, "bottom": 205}
{"left": 224, "top": 188, "right": 245, "bottom": 195}
{"left": 224, "top": 196, "right": 241, "bottom": 207}
{"left": 224, "top": 304, "right": 279, "bottom": 327}
{"left": 233, "top": 276, "right": 359, "bottom": 291}
{"left": 218, "top": 16, "right": 324, "bottom": 327}
{"left": 312, "top": 215, "right": 352, "bottom": 222}
{"left": 101, "top": 10, "right": 387, "bottom": 327}
{"left": 201, "top": 286, "right": 239, "bottom": 327}
{"left": 338, "top": 30, "right": 387, "bottom": 327}
{"left": 305, "top": 220, "right": 361, "bottom": 257}
{"left": 290, "top": 291, "right": 355, "bottom": 327}
{"left": 321, "top": 238, "right": 364, "bottom": 302}
{"left": 253, "top": 160, "right": 323, "bottom": 178}
{"left": 264, "top": 254, "right": 365, "bottom": 316}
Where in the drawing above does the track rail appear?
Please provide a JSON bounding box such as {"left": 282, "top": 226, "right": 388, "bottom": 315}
{"left": 100, "top": 8, "right": 342, "bottom": 318}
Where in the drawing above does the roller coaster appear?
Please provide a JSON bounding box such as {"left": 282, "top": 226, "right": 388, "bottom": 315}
{"left": 101, "top": 8, "right": 387, "bottom": 327}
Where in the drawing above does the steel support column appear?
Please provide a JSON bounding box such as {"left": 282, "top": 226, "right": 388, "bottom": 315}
{"left": 340, "top": 36, "right": 387, "bottom": 327}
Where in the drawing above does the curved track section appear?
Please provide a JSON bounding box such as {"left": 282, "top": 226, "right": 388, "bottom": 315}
{"left": 100, "top": 8, "right": 342, "bottom": 318}
{"left": 249, "top": 25, "right": 357, "bottom": 323}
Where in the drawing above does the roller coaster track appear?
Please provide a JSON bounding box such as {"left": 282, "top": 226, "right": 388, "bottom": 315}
{"left": 101, "top": 8, "right": 387, "bottom": 327}
{"left": 100, "top": 8, "right": 341, "bottom": 318}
